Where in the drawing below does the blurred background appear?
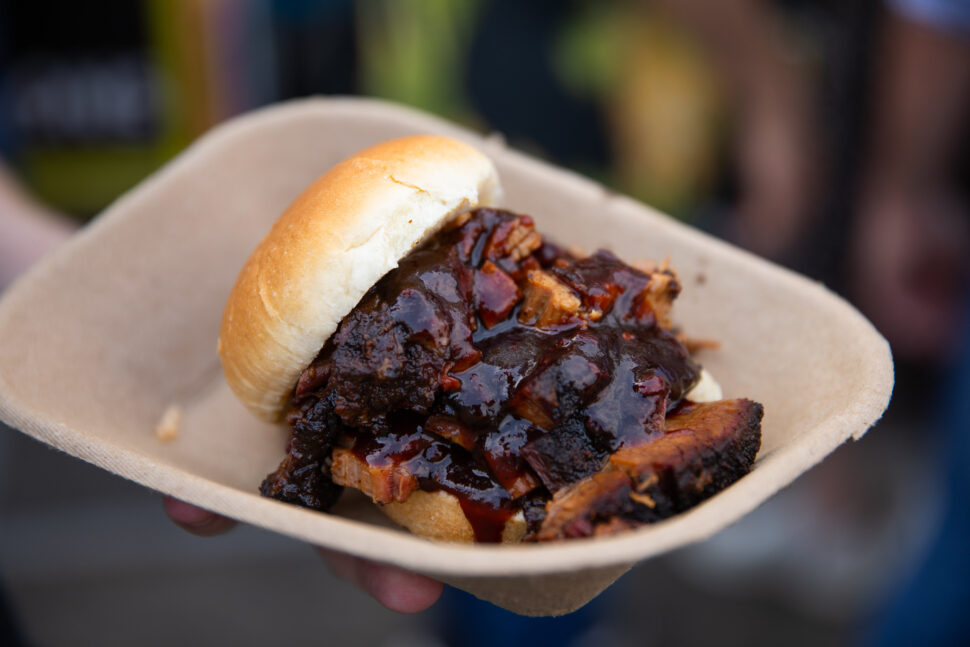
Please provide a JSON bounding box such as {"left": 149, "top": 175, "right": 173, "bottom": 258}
{"left": 1, "top": 1, "right": 968, "bottom": 645}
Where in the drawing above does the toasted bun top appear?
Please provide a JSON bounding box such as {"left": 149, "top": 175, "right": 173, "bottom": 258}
{"left": 219, "top": 135, "right": 501, "bottom": 421}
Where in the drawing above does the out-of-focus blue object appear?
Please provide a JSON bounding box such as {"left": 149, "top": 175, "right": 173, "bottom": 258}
{"left": 889, "top": 0, "right": 970, "bottom": 30}
{"left": 868, "top": 302, "right": 970, "bottom": 646}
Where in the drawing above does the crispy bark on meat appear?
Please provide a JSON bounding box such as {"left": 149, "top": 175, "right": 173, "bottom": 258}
{"left": 535, "top": 399, "right": 762, "bottom": 541}
{"left": 610, "top": 399, "right": 762, "bottom": 510}
{"left": 533, "top": 471, "right": 634, "bottom": 540}
{"left": 260, "top": 397, "right": 344, "bottom": 510}
{"left": 520, "top": 417, "right": 608, "bottom": 492}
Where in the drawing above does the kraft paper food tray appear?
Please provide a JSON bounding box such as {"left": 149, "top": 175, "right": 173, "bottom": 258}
{"left": 0, "top": 98, "right": 892, "bottom": 617}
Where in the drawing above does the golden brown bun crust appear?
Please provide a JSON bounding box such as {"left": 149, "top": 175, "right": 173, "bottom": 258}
{"left": 382, "top": 490, "right": 527, "bottom": 543}
{"left": 218, "top": 135, "right": 501, "bottom": 421}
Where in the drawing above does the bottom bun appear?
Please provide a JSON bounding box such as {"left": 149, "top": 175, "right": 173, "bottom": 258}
{"left": 381, "top": 490, "right": 527, "bottom": 543}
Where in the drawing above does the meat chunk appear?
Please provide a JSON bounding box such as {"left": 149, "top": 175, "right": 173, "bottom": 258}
{"left": 610, "top": 399, "right": 763, "bottom": 496}
{"left": 483, "top": 215, "right": 543, "bottom": 268}
{"left": 509, "top": 331, "right": 609, "bottom": 429}
{"left": 474, "top": 261, "right": 521, "bottom": 328}
{"left": 535, "top": 471, "right": 635, "bottom": 540}
{"left": 423, "top": 415, "right": 477, "bottom": 451}
{"left": 535, "top": 399, "right": 762, "bottom": 540}
{"left": 482, "top": 417, "right": 542, "bottom": 498}
{"left": 520, "top": 417, "right": 607, "bottom": 492}
{"left": 583, "top": 359, "right": 668, "bottom": 451}
{"left": 331, "top": 447, "right": 418, "bottom": 504}
{"left": 630, "top": 260, "right": 681, "bottom": 330}
{"left": 518, "top": 269, "right": 582, "bottom": 329}
{"left": 549, "top": 251, "right": 681, "bottom": 328}
{"left": 519, "top": 487, "right": 551, "bottom": 535}
{"left": 260, "top": 397, "right": 344, "bottom": 510}
{"left": 638, "top": 266, "right": 680, "bottom": 330}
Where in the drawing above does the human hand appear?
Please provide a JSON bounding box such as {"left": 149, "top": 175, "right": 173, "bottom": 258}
{"left": 162, "top": 496, "right": 443, "bottom": 613}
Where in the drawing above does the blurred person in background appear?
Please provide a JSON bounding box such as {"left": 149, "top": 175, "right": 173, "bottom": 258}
{"left": 851, "top": 1, "right": 970, "bottom": 364}
{"left": 858, "top": 2, "right": 970, "bottom": 645}
{"left": 2, "top": 0, "right": 969, "bottom": 645}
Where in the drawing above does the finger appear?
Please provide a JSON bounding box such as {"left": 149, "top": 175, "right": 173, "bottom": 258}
{"left": 317, "top": 548, "right": 443, "bottom": 613}
{"left": 162, "top": 496, "right": 237, "bottom": 537}
{"left": 355, "top": 559, "right": 444, "bottom": 613}
{"left": 317, "top": 547, "right": 358, "bottom": 581}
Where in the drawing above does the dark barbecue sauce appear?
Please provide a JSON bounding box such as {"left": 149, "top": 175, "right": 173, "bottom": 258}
{"left": 261, "top": 208, "right": 700, "bottom": 542}
{"left": 347, "top": 414, "right": 516, "bottom": 542}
